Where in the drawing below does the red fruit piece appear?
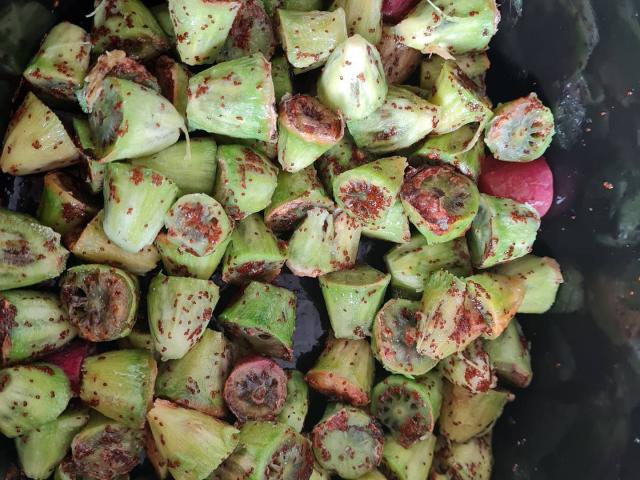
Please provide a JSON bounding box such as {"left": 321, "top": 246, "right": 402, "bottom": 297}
{"left": 382, "top": 0, "right": 419, "bottom": 23}
{"left": 478, "top": 155, "right": 554, "bottom": 216}
{"left": 41, "top": 340, "right": 94, "bottom": 395}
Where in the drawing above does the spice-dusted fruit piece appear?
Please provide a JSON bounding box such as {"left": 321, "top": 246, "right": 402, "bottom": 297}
{"left": 277, "top": 370, "right": 309, "bottom": 432}
{"left": 155, "top": 232, "right": 228, "bottom": 279}
{"left": 219, "top": 0, "right": 276, "bottom": 61}
{"left": 271, "top": 55, "right": 293, "bottom": 103}
{"left": 376, "top": 25, "right": 421, "bottom": 85}
{"left": 316, "top": 135, "right": 371, "bottom": 195}
{"left": 400, "top": 165, "right": 480, "bottom": 244}
{"left": 332, "top": 0, "right": 382, "bottom": 44}
{"left": 419, "top": 53, "right": 490, "bottom": 95}
{"left": 286, "top": 208, "right": 334, "bottom": 277}
{"left": 371, "top": 299, "right": 438, "bottom": 377}
{"left": 305, "top": 336, "right": 374, "bottom": 406}
{"left": 0, "top": 290, "right": 76, "bottom": 365}
{"left": 438, "top": 339, "right": 496, "bottom": 393}
{"left": 317, "top": 34, "right": 388, "bottom": 121}
{"left": 218, "top": 281, "right": 296, "bottom": 361}
{"left": 0, "top": 93, "right": 81, "bottom": 175}
{"left": 59, "top": 264, "right": 139, "bottom": 342}
{"left": 154, "top": 55, "right": 190, "bottom": 117}
{"left": 23, "top": 22, "right": 90, "bottom": 102}
{"left": 362, "top": 200, "right": 411, "bottom": 244}
{"left": 41, "top": 340, "right": 93, "bottom": 396}
{"left": 187, "top": 53, "right": 277, "bottom": 142}
{"left": 432, "top": 433, "right": 493, "bottom": 480}
{"left": 484, "top": 93, "right": 556, "bottom": 162}
{"left": 147, "top": 272, "right": 219, "bottom": 360}
{"left": 277, "top": 94, "right": 344, "bottom": 173}
{"left": 370, "top": 372, "right": 443, "bottom": 447}
{"left": 319, "top": 265, "right": 390, "bottom": 339}
{"left": 330, "top": 210, "right": 362, "bottom": 270}
{"left": 483, "top": 318, "right": 532, "bottom": 388}
{"left": 311, "top": 404, "right": 384, "bottom": 479}
{"left": 380, "top": 433, "right": 437, "bottom": 480}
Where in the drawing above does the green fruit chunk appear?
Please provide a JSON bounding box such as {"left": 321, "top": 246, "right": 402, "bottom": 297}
{"left": 60, "top": 264, "right": 139, "bottom": 342}
{"left": 80, "top": 349, "right": 157, "bottom": 428}
{"left": 316, "top": 134, "right": 371, "bottom": 195}
{"left": 147, "top": 272, "right": 219, "bottom": 360}
{"left": 154, "top": 55, "right": 191, "bottom": 117}
{"left": 380, "top": 433, "right": 436, "bottom": 480}
{"left": 71, "top": 413, "right": 144, "bottom": 480}
{"left": 439, "top": 382, "right": 512, "bottom": 442}
{"left": 362, "top": 200, "right": 411, "bottom": 244}
{"left": 221, "top": 214, "right": 288, "bottom": 285}
{"left": 384, "top": 235, "right": 472, "bottom": 299}
{"left": 218, "top": 281, "right": 296, "bottom": 361}
{"left": 433, "top": 434, "right": 493, "bottom": 480}
{"left": 23, "top": 22, "right": 90, "bottom": 102}
{"left": 484, "top": 93, "right": 555, "bottom": 162}
{"left": 438, "top": 340, "right": 496, "bottom": 393}
{"left": 371, "top": 372, "right": 443, "bottom": 447}
{"left": 187, "top": 53, "right": 277, "bottom": 142}
{"left": 371, "top": 299, "right": 438, "bottom": 377}
{"left": 155, "top": 232, "right": 228, "bottom": 279}
{"left": 264, "top": 167, "right": 335, "bottom": 232}
{"left": 0, "top": 93, "right": 81, "bottom": 175}
{"left": 0, "top": 209, "right": 69, "bottom": 290}
{"left": 377, "top": 25, "right": 421, "bottom": 85}
{"left": 420, "top": 53, "right": 490, "bottom": 94}
{"left": 277, "top": 370, "right": 309, "bottom": 432}
{"left": 332, "top": 0, "right": 382, "bottom": 44}
{"left": 467, "top": 194, "right": 541, "bottom": 269}
{"left": 319, "top": 265, "right": 390, "bottom": 339}
{"left": 67, "top": 211, "right": 160, "bottom": 276}
{"left": 305, "top": 336, "right": 374, "bottom": 406}
{"left": 483, "top": 318, "right": 532, "bottom": 388}
{"left": 318, "top": 34, "right": 387, "bottom": 121}
{"left": 492, "top": 255, "right": 564, "bottom": 313}
{"left": 219, "top": 0, "right": 275, "bottom": 62}
{"left": 286, "top": 208, "right": 334, "bottom": 277}
{"left": 347, "top": 86, "right": 438, "bottom": 154}
{"left": 92, "top": 0, "right": 170, "bottom": 60}
{"left": 271, "top": 55, "right": 293, "bottom": 103}
{"left": 0, "top": 290, "right": 76, "bottom": 365}
{"left": 119, "top": 329, "right": 155, "bottom": 353}
{"left": 400, "top": 165, "right": 480, "bottom": 244}
{"left": 151, "top": 3, "right": 174, "bottom": 39}
{"left": 331, "top": 210, "right": 362, "bottom": 270}
{"left": 0, "top": 364, "right": 72, "bottom": 437}
{"left": 15, "top": 408, "right": 89, "bottom": 480}
{"left": 148, "top": 399, "right": 239, "bottom": 480}
{"left": 312, "top": 404, "right": 384, "bottom": 479}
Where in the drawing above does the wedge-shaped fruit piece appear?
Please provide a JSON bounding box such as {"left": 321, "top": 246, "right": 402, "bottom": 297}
{"left": 119, "top": 329, "right": 155, "bottom": 353}
{"left": 0, "top": 93, "right": 81, "bottom": 175}
{"left": 0, "top": 290, "right": 76, "bottom": 365}
{"left": 332, "top": 0, "right": 382, "bottom": 44}
{"left": 187, "top": 53, "right": 277, "bottom": 141}
{"left": 214, "top": 145, "right": 278, "bottom": 220}
{"left": 265, "top": 167, "right": 335, "bottom": 231}
{"left": 467, "top": 194, "right": 540, "bottom": 269}
{"left": 305, "top": 336, "right": 374, "bottom": 406}
{"left": 222, "top": 214, "right": 287, "bottom": 284}
{"left": 219, "top": 281, "right": 296, "bottom": 360}
{"left": 271, "top": 55, "right": 293, "bottom": 103}
{"left": 384, "top": 236, "right": 472, "bottom": 299}
{"left": 439, "top": 339, "right": 496, "bottom": 393}
{"left": 493, "top": 255, "right": 564, "bottom": 314}
{"left": 318, "top": 34, "right": 388, "bottom": 121}
{"left": 23, "top": 22, "right": 90, "bottom": 102}
{"left": 80, "top": 349, "right": 157, "bottom": 428}
{"left": 439, "top": 382, "right": 512, "bottom": 442}
{"left": 219, "top": 0, "right": 275, "bottom": 62}
{"left": 71, "top": 413, "right": 144, "bottom": 480}
{"left": 376, "top": 25, "right": 420, "bottom": 85}
{"left": 371, "top": 372, "right": 443, "bottom": 447}
{"left": 362, "top": 200, "right": 410, "bottom": 244}
{"left": 277, "top": 370, "right": 309, "bottom": 432}
{"left": 319, "top": 265, "right": 390, "bottom": 339}
{"left": 483, "top": 318, "right": 532, "bottom": 388}
{"left": 154, "top": 55, "right": 190, "bottom": 117}
{"left": 15, "top": 408, "right": 89, "bottom": 480}
{"left": 433, "top": 433, "right": 493, "bottom": 480}
{"left": 316, "top": 134, "right": 371, "bottom": 194}
{"left": 286, "top": 208, "right": 334, "bottom": 277}
{"left": 330, "top": 210, "right": 362, "bottom": 270}
{"left": 60, "top": 264, "right": 139, "bottom": 342}
{"left": 155, "top": 232, "right": 228, "bottom": 279}
{"left": 151, "top": 3, "right": 174, "bottom": 37}
{"left": 102, "top": 163, "right": 179, "bottom": 253}
{"left": 147, "top": 272, "right": 219, "bottom": 360}
{"left": 312, "top": 404, "right": 384, "bottom": 479}
{"left": 371, "top": 299, "right": 438, "bottom": 377}
{"left": 380, "top": 433, "right": 436, "bottom": 480}
{"left": 419, "top": 53, "right": 490, "bottom": 94}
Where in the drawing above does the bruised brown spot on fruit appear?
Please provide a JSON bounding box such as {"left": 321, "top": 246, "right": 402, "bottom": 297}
{"left": 339, "top": 180, "right": 390, "bottom": 221}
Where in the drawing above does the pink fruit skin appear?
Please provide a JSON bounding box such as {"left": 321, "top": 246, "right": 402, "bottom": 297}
{"left": 41, "top": 340, "right": 94, "bottom": 395}
{"left": 382, "top": 0, "right": 419, "bottom": 23}
{"left": 478, "top": 156, "right": 554, "bottom": 217}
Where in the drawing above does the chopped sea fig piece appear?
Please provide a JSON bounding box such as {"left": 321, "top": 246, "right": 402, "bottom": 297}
{"left": 347, "top": 86, "right": 438, "bottom": 154}
{"left": 432, "top": 433, "right": 493, "bottom": 480}
{"left": 155, "top": 232, "right": 228, "bottom": 280}
{"left": 223, "top": 356, "right": 288, "bottom": 422}
{"left": 317, "top": 34, "right": 388, "bottom": 121}
{"left": 0, "top": 290, "right": 76, "bottom": 366}
{"left": 484, "top": 93, "right": 556, "bottom": 162}
{"left": 380, "top": 433, "right": 437, "bottom": 480}
{"left": 187, "top": 53, "right": 277, "bottom": 142}
{"left": 271, "top": 55, "right": 293, "bottom": 103}
{"left": 319, "top": 265, "right": 390, "bottom": 339}
{"left": 371, "top": 372, "right": 443, "bottom": 447}
{"left": 330, "top": 209, "right": 362, "bottom": 270}
{"left": 154, "top": 55, "right": 190, "bottom": 117}
{"left": 376, "top": 25, "right": 421, "bottom": 85}
{"left": 362, "top": 199, "right": 411, "bottom": 244}
{"left": 400, "top": 165, "right": 480, "bottom": 244}
{"left": 0, "top": 209, "right": 69, "bottom": 290}
{"left": 92, "top": 0, "right": 170, "bottom": 60}
{"left": 264, "top": 167, "right": 335, "bottom": 232}
{"left": 277, "top": 370, "right": 309, "bottom": 432}
{"left": 218, "top": 281, "right": 296, "bottom": 361}
{"left": 371, "top": 299, "right": 438, "bottom": 377}
{"left": 147, "top": 272, "right": 219, "bottom": 360}
{"left": 316, "top": 134, "right": 371, "bottom": 194}
{"left": 71, "top": 413, "right": 144, "bottom": 480}
{"left": 384, "top": 235, "right": 472, "bottom": 299}
{"left": 23, "top": 22, "right": 90, "bottom": 103}
{"left": 305, "top": 336, "right": 374, "bottom": 406}
{"left": 311, "top": 404, "right": 384, "bottom": 479}
{"left": 219, "top": 0, "right": 275, "bottom": 61}
{"left": 332, "top": 0, "right": 382, "bottom": 44}
{"left": 150, "top": 3, "right": 174, "bottom": 39}
{"left": 41, "top": 340, "right": 94, "bottom": 395}
{"left": 438, "top": 339, "right": 496, "bottom": 393}
{"left": 467, "top": 194, "right": 541, "bottom": 269}
{"left": 59, "top": 264, "right": 139, "bottom": 342}
{"left": 118, "top": 329, "right": 155, "bottom": 353}
{"left": 483, "top": 318, "right": 532, "bottom": 388}
{"left": 286, "top": 208, "right": 334, "bottom": 277}
{"left": 221, "top": 214, "right": 288, "bottom": 285}
{"left": 0, "top": 93, "right": 81, "bottom": 175}
{"left": 15, "top": 407, "right": 89, "bottom": 480}
{"left": 420, "top": 54, "right": 490, "bottom": 95}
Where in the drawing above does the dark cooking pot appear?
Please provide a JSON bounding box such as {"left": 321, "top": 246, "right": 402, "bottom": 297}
{"left": 1, "top": 0, "right": 639, "bottom": 478}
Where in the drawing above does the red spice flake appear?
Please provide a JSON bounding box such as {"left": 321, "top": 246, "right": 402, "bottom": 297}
{"left": 151, "top": 173, "right": 163, "bottom": 186}
{"left": 130, "top": 167, "right": 144, "bottom": 185}
{"left": 176, "top": 31, "right": 189, "bottom": 43}
{"left": 32, "top": 140, "right": 42, "bottom": 149}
